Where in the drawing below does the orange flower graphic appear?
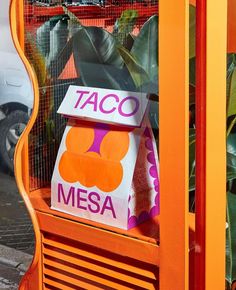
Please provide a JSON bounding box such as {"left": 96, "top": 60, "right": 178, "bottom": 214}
{"left": 59, "top": 123, "right": 130, "bottom": 192}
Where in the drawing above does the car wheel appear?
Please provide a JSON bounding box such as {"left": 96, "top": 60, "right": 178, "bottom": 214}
{"left": 0, "top": 110, "right": 28, "bottom": 173}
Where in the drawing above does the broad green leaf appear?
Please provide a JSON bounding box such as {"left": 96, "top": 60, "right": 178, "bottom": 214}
{"left": 36, "top": 21, "right": 50, "bottom": 57}
{"left": 73, "top": 26, "right": 135, "bottom": 90}
{"left": 189, "top": 128, "right": 196, "bottom": 191}
{"left": 228, "top": 67, "right": 236, "bottom": 117}
{"left": 189, "top": 5, "right": 196, "bottom": 59}
{"left": 227, "top": 133, "right": 236, "bottom": 181}
{"left": 227, "top": 54, "right": 236, "bottom": 79}
{"left": 189, "top": 84, "right": 195, "bottom": 105}
{"left": 47, "top": 8, "right": 83, "bottom": 78}
{"left": 188, "top": 5, "right": 196, "bottom": 86}
{"left": 49, "top": 37, "right": 73, "bottom": 79}
{"left": 36, "top": 14, "right": 69, "bottom": 59}
{"left": 131, "top": 15, "right": 158, "bottom": 83}
{"left": 46, "top": 19, "right": 69, "bottom": 70}
{"left": 189, "top": 57, "right": 196, "bottom": 87}
{"left": 227, "top": 132, "right": 236, "bottom": 156}
{"left": 113, "top": 10, "right": 138, "bottom": 47}
{"left": 117, "top": 45, "right": 149, "bottom": 88}
{"left": 125, "top": 33, "right": 136, "bottom": 51}
{"left": 227, "top": 151, "right": 236, "bottom": 181}
{"left": 227, "top": 117, "right": 236, "bottom": 137}
{"left": 226, "top": 191, "right": 236, "bottom": 285}
{"left": 189, "top": 176, "right": 196, "bottom": 192}
{"left": 149, "top": 101, "right": 159, "bottom": 129}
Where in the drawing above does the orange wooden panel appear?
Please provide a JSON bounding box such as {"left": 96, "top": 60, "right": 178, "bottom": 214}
{"left": 43, "top": 268, "right": 102, "bottom": 290}
{"left": 190, "top": 0, "right": 236, "bottom": 53}
{"left": 205, "top": 0, "right": 227, "bottom": 289}
{"left": 15, "top": 0, "right": 24, "bottom": 49}
{"left": 43, "top": 255, "right": 154, "bottom": 289}
{"left": 29, "top": 187, "right": 159, "bottom": 244}
{"left": 44, "top": 278, "right": 75, "bottom": 290}
{"left": 41, "top": 231, "right": 158, "bottom": 289}
{"left": 36, "top": 210, "right": 160, "bottom": 266}
{"left": 159, "top": 0, "right": 189, "bottom": 289}
{"left": 228, "top": 0, "right": 236, "bottom": 52}
{"left": 42, "top": 236, "right": 156, "bottom": 279}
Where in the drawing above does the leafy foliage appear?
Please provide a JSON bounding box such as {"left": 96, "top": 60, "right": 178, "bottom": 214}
{"left": 189, "top": 128, "right": 196, "bottom": 192}
{"left": 189, "top": 5, "right": 196, "bottom": 59}
{"left": 131, "top": 15, "right": 158, "bottom": 86}
{"left": 72, "top": 26, "right": 134, "bottom": 90}
{"left": 28, "top": 8, "right": 158, "bottom": 153}
{"left": 113, "top": 9, "right": 139, "bottom": 47}
{"left": 29, "top": 6, "right": 236, "bottom": 286}
{"left": 226, "top": 54, "right": 236, "bottom": 146}
{"left": 226, "top": 191, "right": 236, "bottom": 285}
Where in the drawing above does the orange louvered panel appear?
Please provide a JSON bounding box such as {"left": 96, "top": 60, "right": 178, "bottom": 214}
{"left": 42, "top": 233, "right": 158, "bottom": 290}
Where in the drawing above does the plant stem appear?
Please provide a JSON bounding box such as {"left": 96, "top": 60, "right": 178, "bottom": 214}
{"left": 227, "top": 116, "right": 236, "bottom": 137}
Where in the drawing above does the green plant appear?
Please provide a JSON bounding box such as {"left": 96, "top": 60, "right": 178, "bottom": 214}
{"left": 26, "top": 7, "right": 158, "bottom": 182}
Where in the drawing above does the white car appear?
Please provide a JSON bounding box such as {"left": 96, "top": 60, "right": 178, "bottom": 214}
{"left": 0, "top": 0, "right": 33, "bottom": 172}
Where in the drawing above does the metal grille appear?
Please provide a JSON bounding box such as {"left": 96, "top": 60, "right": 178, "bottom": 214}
{"left": 24, "top": 1, "right": 158, "bottom": 191}
{"left": 42, "top": 232, "right": 158, "bottom": 289}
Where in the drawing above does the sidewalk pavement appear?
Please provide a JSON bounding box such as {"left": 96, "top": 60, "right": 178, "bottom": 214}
{"left": 0, "top": 171, "right": 34, "bottom": 254}
{"left": 0, "top": 244, "right": 32, "bottom": 290}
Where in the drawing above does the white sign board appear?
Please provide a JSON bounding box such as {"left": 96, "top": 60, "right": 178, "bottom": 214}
{"left": 57, "top": 85, "right": 149, "bottom": 127}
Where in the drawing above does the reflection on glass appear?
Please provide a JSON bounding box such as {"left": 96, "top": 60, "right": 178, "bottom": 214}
{"left": 0, "top": 0, "right": 33, "bottom": 173}
{"left": 0, "top": 0, "right": 34, "bottom": 256}
{"left": 25, "top": 0, "right": 159, "bottom": 229}
{"left": 25, "top": 1, "right": 158, "bottom": 192}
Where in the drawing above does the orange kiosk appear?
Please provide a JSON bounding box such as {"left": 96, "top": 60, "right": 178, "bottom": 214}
{"left": 10, "top": 0, "right": 227, "bottom": 289}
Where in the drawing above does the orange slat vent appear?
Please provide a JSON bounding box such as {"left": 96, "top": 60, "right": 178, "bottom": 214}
{"left": 42, "top": 232, "right": 159, "bottom": 290}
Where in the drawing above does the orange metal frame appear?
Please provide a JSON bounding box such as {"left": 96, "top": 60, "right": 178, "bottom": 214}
{"left": 10, "top": 0, "right": 227, "bottom": 289}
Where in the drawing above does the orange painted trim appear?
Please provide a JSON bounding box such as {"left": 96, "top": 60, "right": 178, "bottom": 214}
{"left": 195, "top": 0, "right": 207, "bottom": 288}
{"left": 29, "top": 187, "right": 160, "bottom": 244}
{"left": 15, "top": 0, "right": 24, "bottom": 50}
{"left": 228, "top": 0, "right": 236, "bottom": 52}
{"left": 10, "top": 0, "right": 42, "bottom": 289}
{"left": 36, "top": 210, "right": 160, "bottom": 266}
{"left": 159, "top": 0, "right": 189, "bottom": 289}
{"left": 205, "top": 1, "right": 227, "bottom": 289}
{"left": 21, "top": 141, "right": 30, "bottom": 194}
{"left": 196, "top": 0, "right": 227, "bottom": 289}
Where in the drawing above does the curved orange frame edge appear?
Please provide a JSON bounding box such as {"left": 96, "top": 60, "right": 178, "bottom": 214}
{"left": 10, "top": 0, "right": 42, "bottom": 288}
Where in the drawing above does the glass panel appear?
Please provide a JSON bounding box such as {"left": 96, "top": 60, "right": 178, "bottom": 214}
{"left": 189, "top": 3, "right": 196, "bottom": 212}
{"left": 24, "top": 0, "right": 158, "bottom": 231}
{"left": 0, "top": 0, "right": 34, "bottom": 254}
{"left": 24, "top": 0, "right": 159, "bottom": 190}
{"left": 226, "top": 1, "right": 236, "bottom": 289}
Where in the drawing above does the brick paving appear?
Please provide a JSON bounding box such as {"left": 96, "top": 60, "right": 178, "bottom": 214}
{"left": 0, "top": 264, "right": 22, "bottom": 290}
{"left": 0, "top": 170, "right": 34, "bottom": 254}
{"left": 0, "top": 168, "right": 34, "bottom": 288}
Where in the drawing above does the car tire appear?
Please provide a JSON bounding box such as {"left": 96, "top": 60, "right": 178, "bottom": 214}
{"left": 0, "top": 110, "right": 28, "bottom": 173}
